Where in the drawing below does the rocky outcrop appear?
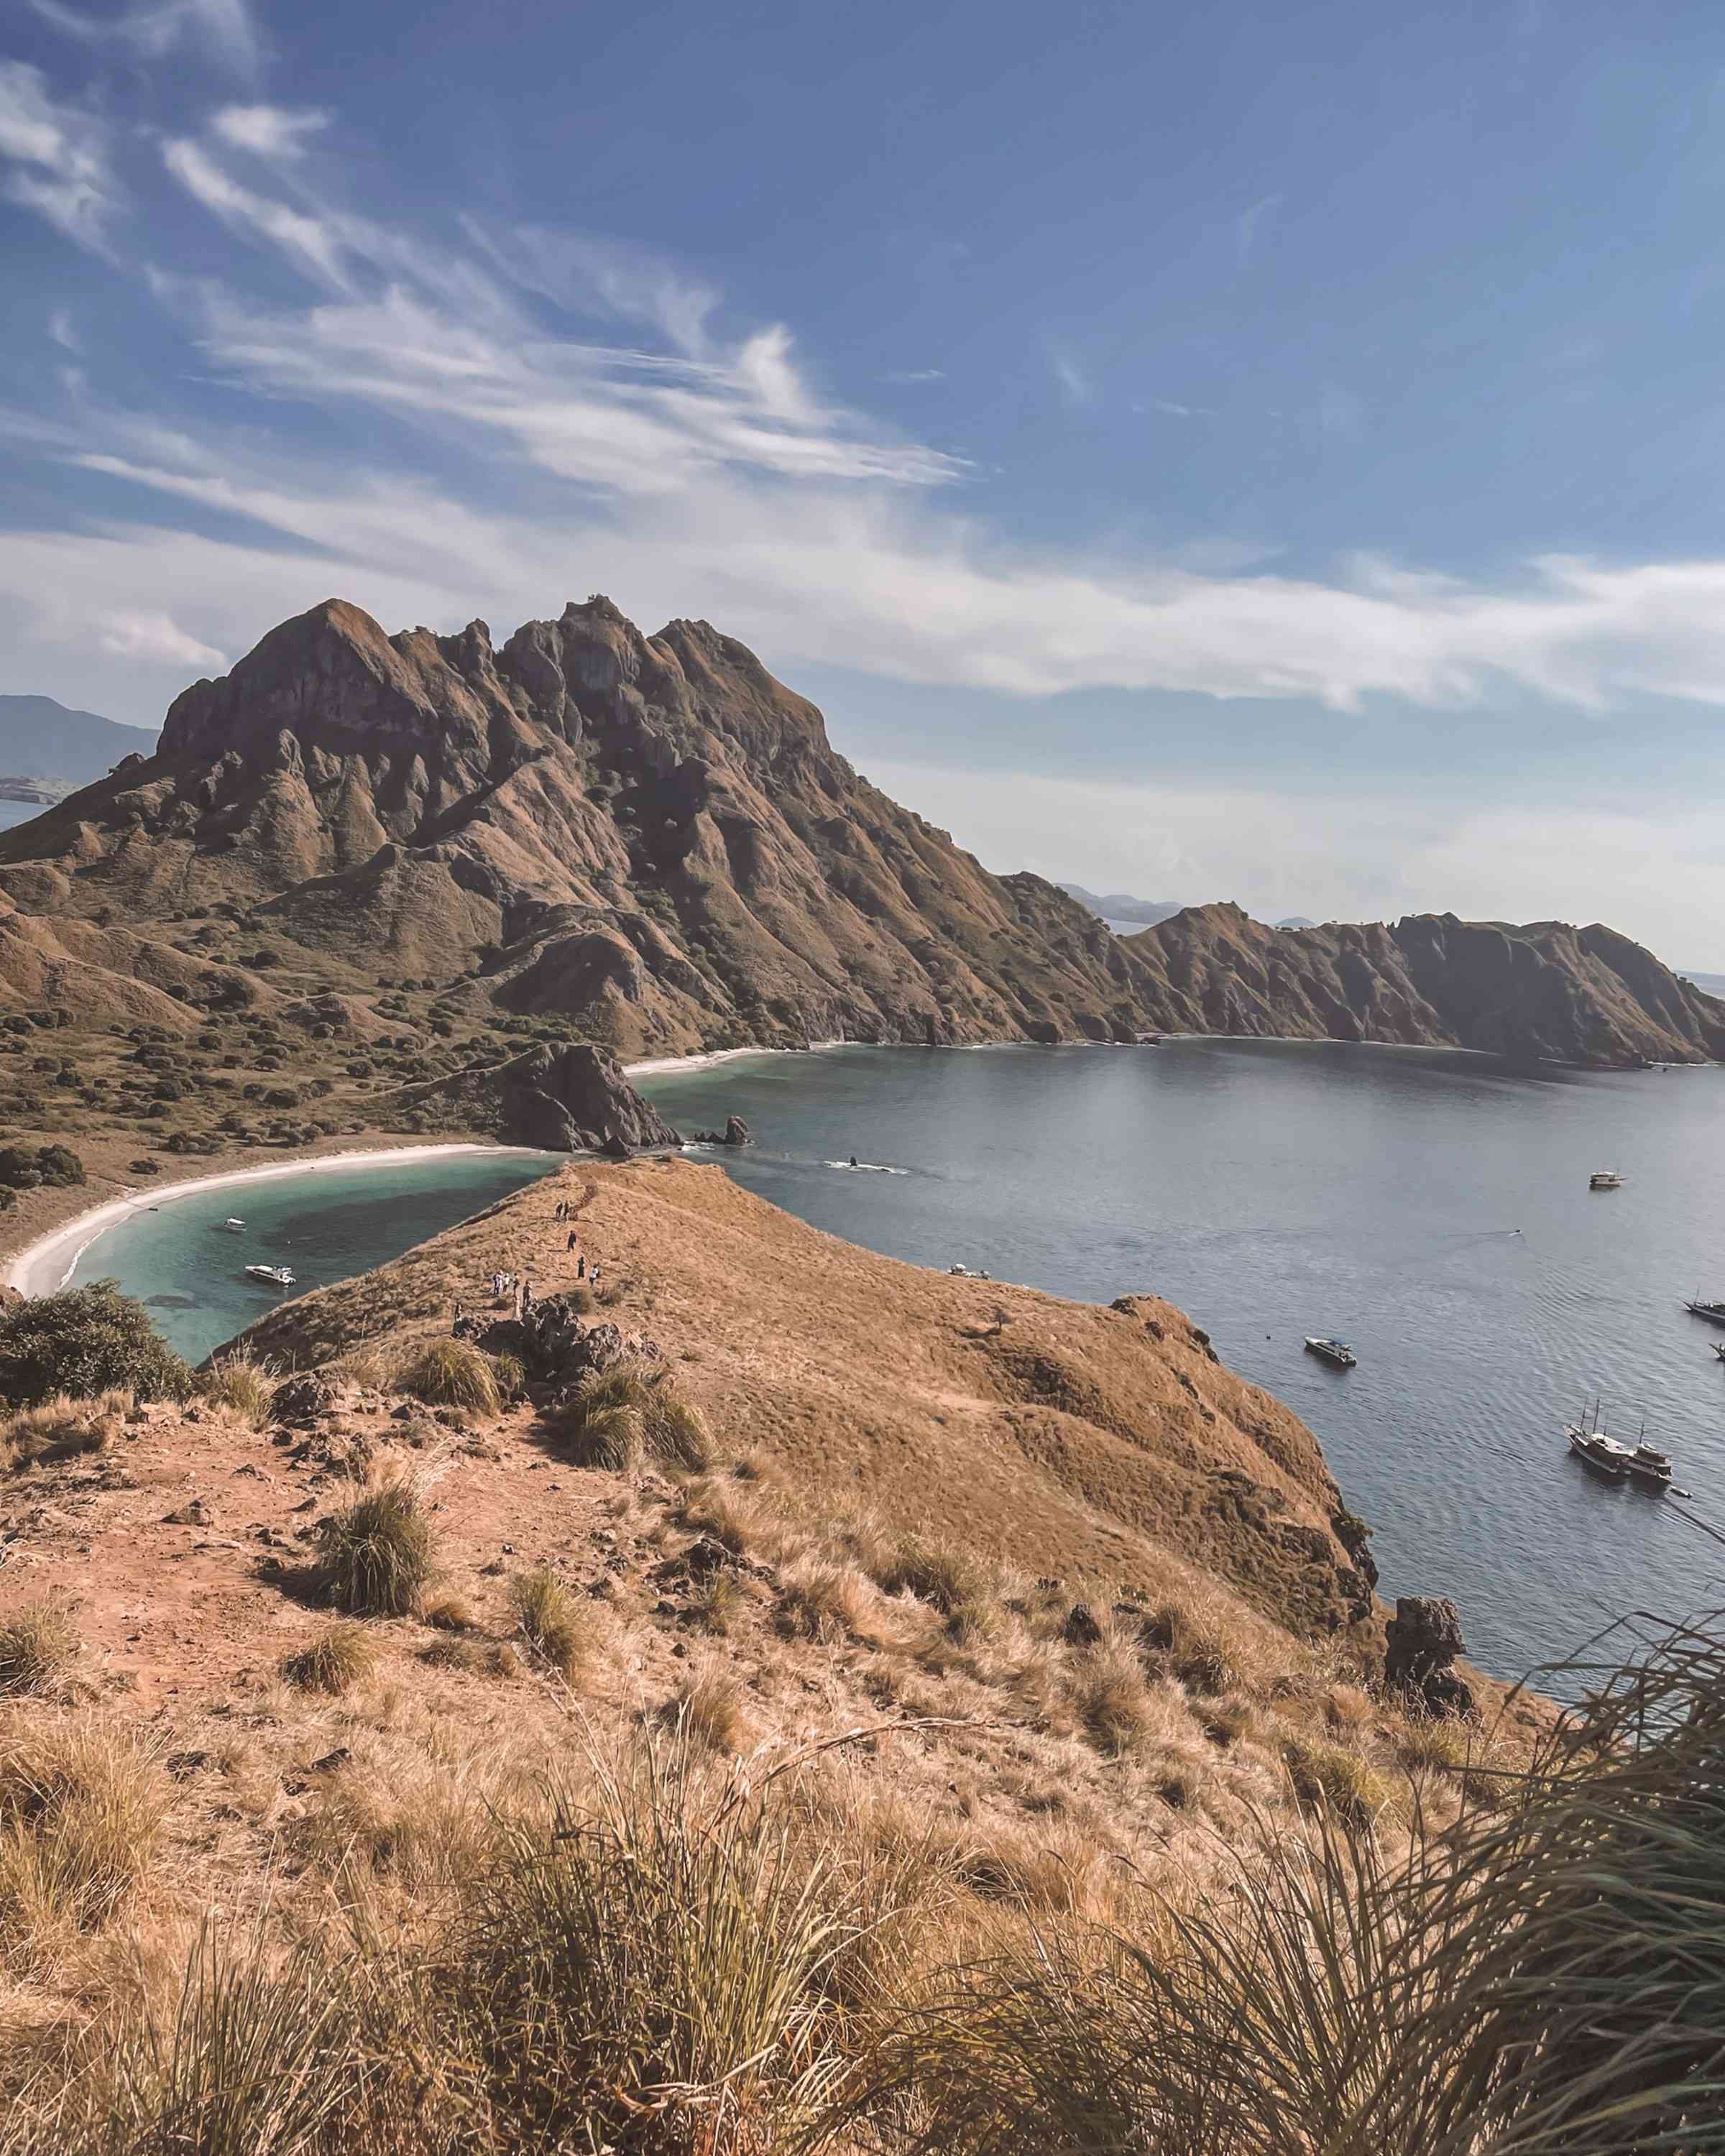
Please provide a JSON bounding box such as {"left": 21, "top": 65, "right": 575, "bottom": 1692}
{"left": 391, "top": 1043, "right": 681, "bottom": 1154}
{"left": 0, "top": 596, "right": 1146, "bottom": 1056}
{"left": 1123, "top": 903, "right": 1725, "bottom": 1068}
{"left": 692, "top": 1115, "right": 751, "bottom": 1147}
{"left": 1384, "top": 1594, "right": 1474, "bottom": 1718}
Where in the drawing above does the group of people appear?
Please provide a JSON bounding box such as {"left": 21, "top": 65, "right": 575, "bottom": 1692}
{"left": 454, "top": 1197, "right": 607, "bottom": 1331}
{"left": 551, "top": 1198, "right": 602, "bottom": 1287}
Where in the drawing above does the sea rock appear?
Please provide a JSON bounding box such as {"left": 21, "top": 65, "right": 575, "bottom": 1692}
{"left": 691, "top": 1115, "right": 752, "bottom": 1146}
{"left": 1384, "top": 1594, "right": 1475, "bottom": 1718}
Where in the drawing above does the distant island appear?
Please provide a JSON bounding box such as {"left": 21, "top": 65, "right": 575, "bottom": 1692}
{"left": 0, "top": 694, "right": 157, "bottom": 792}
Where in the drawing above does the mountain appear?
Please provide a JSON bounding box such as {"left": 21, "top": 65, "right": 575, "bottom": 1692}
{"left": 1127, "top": 903, "right": 1725, "bottom": 1066}
{"left": 1062, "top": 881, "right": 1187, "bottom": 926}
{"left": 0, "top": 694, "right": 157, "bottom": 788}
{"left": 0, "top": 597, "right": 1715, "bottom": 1074}
{"left": 0, "top": 599, "right": 1144, "bottom": 1060}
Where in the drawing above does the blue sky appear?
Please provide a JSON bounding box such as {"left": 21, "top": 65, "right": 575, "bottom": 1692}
{"left": 2, "top": 0, "right": 1724, "bottom": 960}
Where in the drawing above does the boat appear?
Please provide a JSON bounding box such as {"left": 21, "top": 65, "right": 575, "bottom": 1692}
{"left": 1564, "top": 1400, "right": 1675, "bottom": 1491}
{"left": 1625, "top": 1440, "right": 1675, "bottom": 1491}
{"left": 1713, "top": 1342, "right": 1725, "bottom": 1363}
{"left": 219, "top": 1217, "right": 245, "bottom": 1233}
{"left": 244, "top": 1263, "right": 296, "bottom": 1289}
{"left": 1588, "top": 1170, "right": 1624, "bottom": 1190}
{"left": 1684, "top": 1297, "right": 1725, "bottom": 1327}
{"left": 1304, "top": 1336, "right": 1357, "bottom": 1369}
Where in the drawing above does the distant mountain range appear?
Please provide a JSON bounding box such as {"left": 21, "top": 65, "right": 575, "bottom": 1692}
{"left": 1064, "top": 883, "right": 1316, "bottom": 932}
{"left": 0, "top": 695, "right": 157, "bottom": 788}
{"left": 0, "top": 600, "right": 1716, "bottom": 1069}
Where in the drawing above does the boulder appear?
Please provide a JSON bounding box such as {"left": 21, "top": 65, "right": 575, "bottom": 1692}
{"left": 272, "top": 1373, "right": 335, "bottom": 1425}
{"left": 1384, "top": 1595, "right": 1474, "bottom": 1718}
{"left": 472, "top": 1295, "right": 661, "bottom": 1388}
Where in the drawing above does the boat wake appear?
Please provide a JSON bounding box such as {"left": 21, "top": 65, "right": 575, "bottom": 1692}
{"left": 822, "top": 1160, "right": 909, "bottom": 1175}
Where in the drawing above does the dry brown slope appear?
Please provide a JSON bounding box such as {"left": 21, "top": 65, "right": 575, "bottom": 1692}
{"left": 240, "top": 1156, "right": 1380, "bottom": 1651}
{"left": 0, "top": 596, "right": 1148, "bottom": 1057}
{"left": 1127, "top": 902, "right": 1725, "bottom": 1067}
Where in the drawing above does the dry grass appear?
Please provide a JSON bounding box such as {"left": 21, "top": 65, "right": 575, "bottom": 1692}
{"left": 198, "top": 1352, "right": 275, "bottom": 1429}
{"left": 280, "top": 1618, "right": 377, "bottom": 1694}
{"left": 318, "top": 1479, "right": 435, "bottom": 1618}
{"left": 509, "top": 1566, "right": 584, "bottom": 1680}
{"left": 1279, "top": 1730, "right": 1398, "bottom": 1825}
{"left": 396, "top": 1337, "right": 502, "bottom": 1415}
{"left": 1069, "top": 1644, "right": 1153, "bottom": 1757}
{"left": 0, "top": 1604, "right": 78, "bottom": 1699}
{"left": 423, "top": 1595, "right": 474, "bottom": 1634}
{"left": 670, "top": 1662, "right": 750, "bottom": 1754}
{"left": 778, "top": 1556, "right": 874, "bottom": 1643}
{"left": 552, "top": 1362, "right": 714, "bottom": 1475}
{"left": 1, "top": 1391, "right": 128, "bottom": 1468}
{"left": 0, "top": 1717, "right": 165, "bottom": 1963}
{"left": 691, "top": 1568, "right": 748, "bottom": 1635}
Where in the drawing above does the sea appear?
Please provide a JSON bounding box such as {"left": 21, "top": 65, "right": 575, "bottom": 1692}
{"left": 61, "top": 1151, "right": 557, "bottom": 1366}
{"left": 637, "top": 1041, "right": 1725, "bottom": 1685}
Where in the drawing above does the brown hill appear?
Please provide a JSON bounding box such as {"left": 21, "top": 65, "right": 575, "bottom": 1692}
{"left": 0, "top": 596, "right": 1145, "bottom": 1059}
{"left": 1128, "top": 903, "right": 1725, "bottom": 1066}
{"left": 239, "top": 1154, "right": 1383, "bottom": 1653}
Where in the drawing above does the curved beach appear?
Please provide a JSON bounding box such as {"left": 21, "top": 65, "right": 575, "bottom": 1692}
{"left": 5, "top": 1143, "right": 533, "bottom": 1300}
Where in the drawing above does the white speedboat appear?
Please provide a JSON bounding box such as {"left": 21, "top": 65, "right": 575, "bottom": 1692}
{"left": 244, "top": 1263, "right": 295, "bottom": 1288}
{"left": 1588, "top": 1170, "right": 1624, "bottom": 1190}
{"left": 220, "top": 1217, "right": 245, "bottom": 1233}
{"left": 1305, "top": 1336, "right": 1357, "bottom": 1369}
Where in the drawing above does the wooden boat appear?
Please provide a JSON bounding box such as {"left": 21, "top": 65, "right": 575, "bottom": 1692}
{"left": 1684, "top": 1297, "right": 1725, "bottom": 1327}
{"left": 1588, "top": 1170, "right": 1624, "bottom": 1190}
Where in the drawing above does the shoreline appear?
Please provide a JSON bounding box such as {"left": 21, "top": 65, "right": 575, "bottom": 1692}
{"left": 5, "top": 1142, "right": 538, "bottom": 1302}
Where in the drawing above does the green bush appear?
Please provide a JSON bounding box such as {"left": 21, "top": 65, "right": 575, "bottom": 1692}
{"left": 0, "top": 1143, "right": 85, "bottom": 1190}
{"left": 0, "top": 1281, "right": 193, "bottom": 1406}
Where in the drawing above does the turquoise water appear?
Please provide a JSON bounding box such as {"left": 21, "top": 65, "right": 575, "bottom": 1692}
{"left": 640, "top": 1042, "right": 1725, "bottom": 1681}
{"left": 64, "top": 1150, "right": 557, "bottom": 1363}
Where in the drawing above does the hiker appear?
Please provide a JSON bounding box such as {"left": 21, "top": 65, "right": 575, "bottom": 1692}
{"left": 566, "top": 1228, "right": 577, "bottom": 1251}
{"left": 577, "top": 1254, "right": 586, "bottom": 1279}
{"left": 589, "top": 1263, "right": 602, "bottom": 1293}
{"left": 453, "top": 1298, "right": 463, "bottom": 1324}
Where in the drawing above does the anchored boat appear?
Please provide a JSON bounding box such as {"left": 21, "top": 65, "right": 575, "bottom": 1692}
{"left": 1684, "top": 1296, "right": 1725, "bottom": 1327}
{"left": 244, "top": 1263, "right": 296, "bottom": 1289}
{"left": 1588, "top": 1169, "right": 1624, "bottom": 1190}
{"left": 1565, "top": 1401, "right": 1675, "bottom": 1491}
{"left": 219, "top": 1217, "right": 245, "bottom": 1233}
{"left": 1304, "top": 1336, "right": 1357, "bottom": 1369}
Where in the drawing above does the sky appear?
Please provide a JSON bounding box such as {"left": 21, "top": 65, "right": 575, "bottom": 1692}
{"left": 1, "top": 1, "right": 1724, "bottom": 963}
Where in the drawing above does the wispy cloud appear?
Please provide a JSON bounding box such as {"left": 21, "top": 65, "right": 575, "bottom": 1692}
{"left": 211, "top": 103, "right": 329, "bottom": 159}
{"left": 0, "top": 61, "right": 116, "bottom": 251}
{"left": 162, "top": 136, "right": 349, "bottom": 285}
{"left": 1236, "top": 190, "right": 1283, "bottom": 264}
{"left": 464, "top": 224, "right": 719, "bottom": 359}
{"left": 29, "top": 0, "right": 261, "bottom": 77}
{"left": 47, "top": 306, "right": 82, "bottom": 352}
{"left": 1049, "top": 348, "right": 1093, "bottom": 407}
{"left": 96, "top": 607, "right": 224, "bottom": 669}
{"left": 885, "top": 367, "right": 945, "bottom": 384}
{"left": 1146, "top": 397, "right": 1216, "bottom": 420}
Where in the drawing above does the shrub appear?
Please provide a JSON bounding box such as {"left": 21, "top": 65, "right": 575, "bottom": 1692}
{"left": 0, "top": 1601, "right": 77, "bottom": 1696}
{"left": 318, "top": 1481, "right": 435, "bottom": 1618}
{"left": 643, "top": 1388, "right": 716, "bottom": 1473}
{"left": 397, "top": 1338, "right": 501, "bottom": 1415}
{"left": 0, "top": 1143, "right": 83, "bottom": 1190}
{"left": 0, "top": 1281, "right": 193, "bottom": 1406}
{"left": 491, "top": 1353, "right": 526, "bottom": 1405}
{"left": 199, "top": 1353, "right": 274, "bottom": 1429}
{"left": 280, "top": 1620, "right": 376, "bottom": 1695}
{"left": 509, "top": 1567, "right": 584, "bottom": 1679}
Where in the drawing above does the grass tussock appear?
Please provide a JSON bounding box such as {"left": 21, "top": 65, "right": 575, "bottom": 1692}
{"left": 670, "top": 1663, "right": 750, "bottom": 1754}
{"left": 423, "top": 1594, "right": 474, "bottom": 1634}
{"left": 0, "top": 1603, "right": 78, "bottom": 1698}
{"left": 1279, "top": 1731, "right": 1397, "bottom": 1826}
{"left": 318, "top": 1479, "right": 435, "bottom": 1618}
{"left": 198, "top": 1352, "right": 275, "bottom": 1428}
{"left": 396, "top": 1337, "right": 502, "bottom": 1415}
{"left": 509, "top": 1566, "right": 584, "bottom": 1680}
{"left": 552, "top": 1361, "right": 714, "bottom": 1473}
{"left": 280, "top": 1618, "right": 377, "bottom": 1695}
{"left": 1070, "top": 1644, "right": 1153, "bottom": 1757}
{"left": 877, "top": 1534, "right": 998, "bottom": 1639}
{"left": 2, "top": 1390, "right": 128, "bottom": 1467}
{"left": 0, "top": 1717, "right": 165, "bottom": 1958}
